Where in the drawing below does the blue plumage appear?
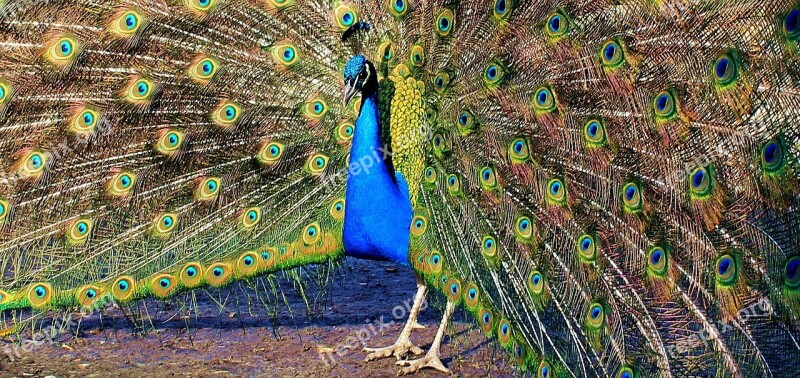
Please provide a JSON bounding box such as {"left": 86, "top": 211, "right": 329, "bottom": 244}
{"left": 343, "top": 89, "right": 412, "bottom": 265}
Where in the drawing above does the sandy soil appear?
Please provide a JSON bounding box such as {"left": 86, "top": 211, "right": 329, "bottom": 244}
{"left": 0, "top": 259, "right": 516, "bottom": 377}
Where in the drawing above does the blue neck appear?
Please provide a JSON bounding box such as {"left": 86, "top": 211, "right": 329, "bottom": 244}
{"left": 342, "top": 92, "right": 413, "bottom": 265}
{"left": 350, "top": 94, "right": 388, "bottom": 178}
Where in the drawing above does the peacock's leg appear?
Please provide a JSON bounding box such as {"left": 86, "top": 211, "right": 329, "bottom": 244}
{"left": 363, "top": 276, "right": 428, "bottom": 361}
{"left": 396, "top": 300, "right": 455, "bottom": 376}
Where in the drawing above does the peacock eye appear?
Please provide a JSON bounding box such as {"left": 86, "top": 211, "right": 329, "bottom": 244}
{"left": 715, "top": 254, "right": 739, "bottom": 286}
{"left": 617, "top": 366, "right": 635, "bottom": 378}
{"left": 0, "top": 199, "right": 7, "bottom": 223}
{"left": 307, "top": 154, "right": 329, "bottom": 175}
{"left": 0, "top": 81, "right": 10, "bottom": 104}
{"left": 653, "top": 90, "right": 678, "bottom": 120}
{"left": 784, "top": 8, "right": 799, "bottom": 39}
{"left": 258, "top": 141, "right": 284, "bottom": 165}
{"left": 545, "top": 10, "right": 569, "bottom": 39}
{"left": 762, "top": 139, "right": 784, "bottom": 173}
{"left": 58, "top": 40, "right": 73, "bottom": 56}
{"left": 125, "top": 14, "right": 138, "bottom": 29}
{"left": 785, "top": 256, "right": 800, "bottom": 288}
{"left": 125, "top": 77, "right": 155, "bottom": 103}
{"left": 272, "top": 42, "right": 299, "bottom": 67}
{"left": 622, "top": 182, "right": 642, "bottom": 212}
{"left": 189, "top": 0, "right": 216, "bottom": 11}
{"left": 435, "top": 9, "right": 455, "bottom": 37}
{"left": 647, "top": 246, "right": 668, "bottom": 276}
{"left": 333, "top": 4, "right": 358, "bottom": 30}
{"left": 393, "top": 0, "right": 406, "bottom": 13}
{"left": 494, "top": 0, "right": 509, "bottom": 18}
{"left": 688, "top": 166, "right": 712, "bottom": 198}
{"left": 713, "top": 52, "right": 738, "bottom": 87}
{"left": 341, "top": 12, "right": 354, "bottom": 26}
{"left": 600, "top": 39, "right": 625, "bottom": 68}
{"left": 533, "top": 85, "right": 557, "bottom": 113}
{"left": 212, "top": 101, "right": 242, "bottom": 127}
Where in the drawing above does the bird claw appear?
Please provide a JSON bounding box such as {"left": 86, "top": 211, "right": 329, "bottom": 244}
{"left": 411, "top": 322, "right": 425, "bottom": 330}
{"left": 363, "top": 340, "right": 424, "bottom": 361}
{"left": 396, "top": 354, "right": 451, "bottom": 376}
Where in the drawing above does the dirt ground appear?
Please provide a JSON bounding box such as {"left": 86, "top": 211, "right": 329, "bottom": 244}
{"left": 0, "top": 259, "right": 516, "bottom": 377}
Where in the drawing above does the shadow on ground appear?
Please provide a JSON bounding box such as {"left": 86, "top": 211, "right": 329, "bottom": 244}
{"left": 0, "top": 258, "right": 515, "bottom": 377}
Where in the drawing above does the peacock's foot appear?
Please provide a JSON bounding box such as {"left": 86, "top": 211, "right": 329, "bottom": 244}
{"left": 363, "top": 339, "right": 424, "bottom": 361}
{"left": 412, "top": 322, "right": 425, "bottom": 330}
{"left": 396, "top": 353, "right": 451, "bottom": 376}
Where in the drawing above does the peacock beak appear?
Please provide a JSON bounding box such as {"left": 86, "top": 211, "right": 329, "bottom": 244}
{"left": 343, "top": 79, "right": 358, "bottom": 106}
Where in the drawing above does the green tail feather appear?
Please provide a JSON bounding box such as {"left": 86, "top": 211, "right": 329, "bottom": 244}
{"left": 1, "top": 0, "right": 800, "bottom": 376}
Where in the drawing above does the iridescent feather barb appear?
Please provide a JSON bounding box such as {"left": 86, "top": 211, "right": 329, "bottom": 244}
{"left": 0, "top": 0, "right": 799, "bottom": 376}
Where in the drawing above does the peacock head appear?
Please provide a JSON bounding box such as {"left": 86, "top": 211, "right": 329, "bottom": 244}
{"left": 343, "top": 55, "right": 376, "bottom": 106}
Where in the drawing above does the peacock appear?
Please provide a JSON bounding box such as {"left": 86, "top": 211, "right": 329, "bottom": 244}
{"left": 0, "top": 0, "right": 799, "bottom": 375}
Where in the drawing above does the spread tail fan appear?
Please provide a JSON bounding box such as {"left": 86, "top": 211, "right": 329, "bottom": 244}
{"left": 0, "top": 0, "right": 799, "bottom": 376}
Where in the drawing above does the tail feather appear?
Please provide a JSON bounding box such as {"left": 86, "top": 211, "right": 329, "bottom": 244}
{"left": 0, "top": 0, "right": 357, "bottom": 312}
{"left": 407, "top": 0, "right": 800, "bottom": 376}
{"left": 1, "top": 0, "right": 800, "bottom": 376}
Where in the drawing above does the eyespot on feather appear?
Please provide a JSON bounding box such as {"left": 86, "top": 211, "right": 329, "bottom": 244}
{"left": 212, "top": 101, "right": 242, "bottom": 128}
{"left": 123, "top": 76, "right": 156, "bottom": 104}
{"left": 388, "top": 0, "right": 408, "bottom": 17}
{"left": 330, "top": 199, "right": 345, "bottom": 220}
{"left": 155, "top": 129, "right": 185, "bottom": 157}
{"left": 533, "top": 85, "right": 557, "bottom": 114}
{"left": 151, "top": 274, "right": 177, "bottom": 298}
{"left": 185, "top": 0, "right": 218, "bottom": 14}
{"left": 257, "top": 141, "right": 285, "bottom": 166}
{"left": 109, "top": 9, "right": 146, "bottom": 37}
{"left": 152, "top": 213, "right": 178, "bottom": 237}
{"left": 0, "top": 198, "right": 9, "bottom": 223}
{"left": 478, "top": 307, "right": 495, "bottom": 335}
{"left": 464, "top": 283, "right": 480, "bottom": 310}
{"left": 112, "top": 276, "right": 136, "bottom": 302}
{"left": 577, "top": 233, "right": 597, "bottom": 263}
{"left": 410, "top": 215, "right": 427, "bottom": 236}
{"left": 27, "top": 283, "right": 53, "bottom": 308}
{"left": 544, "top": 10, "right": 569, "bottom": 39}
{"left": 180, "top": 262, "right": 204, "bottom": 288}
{"left": 106, "top": 171, "right": 136, "bottom": 197}
{"left": 302, "top": 223, "right": 322, "bottom": 245}
{"left": 188, "top": 55, "right": 220, "bottom": 84}
{"left": 241, "top": 207, "right": 262, "bottom": 229}
{"left": 16, "top": 150, "right": 48, "bottom": 179}
{"left": 69, "top": 106, "right": 100, "bottom": 137}
{"left": 195, "top": 177, "right": 221, "bottom": 201}
{"left": 44, "top": 35, "right": 80, "bottom": 66}
{"left": 584, "top": 118, "right": 608, "bottom": 147}
{"left": 410, "top": 44, "right": 425, "bottom": 67}
{"left": 333, "top": 3, "right": 359, "bottom": 30}
{"left": 497, "top": 318, "right": 512, "bottom": 346}
{"left": 306, "top": 154, "right": 329, "bottom": 175}
{"left": 546, "top": 178, "right": 567, "bottom": 205}
{"left": 205, "top": 263, "right": 233, "bottom": 287}
{"left": 66, "top": 218, "right": 93, "bottom": 245}
{"left": 76, "top": 285, "right": 103, "bottom": 307}
{"left": 0, "top": 79, "right": 13, "bottom": 105}
{"left": 435, "top": 9, "right": 455, "bottom": 37}
{"left": 236, "top": 251, "right": 260, "bottom": 277}
{"left": 272, "top": 41, "right": 299, "bottom": 67}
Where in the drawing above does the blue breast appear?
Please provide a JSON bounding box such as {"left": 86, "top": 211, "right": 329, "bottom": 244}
{"left": 343, "top": 92, "right": 412, "bottom": 265}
